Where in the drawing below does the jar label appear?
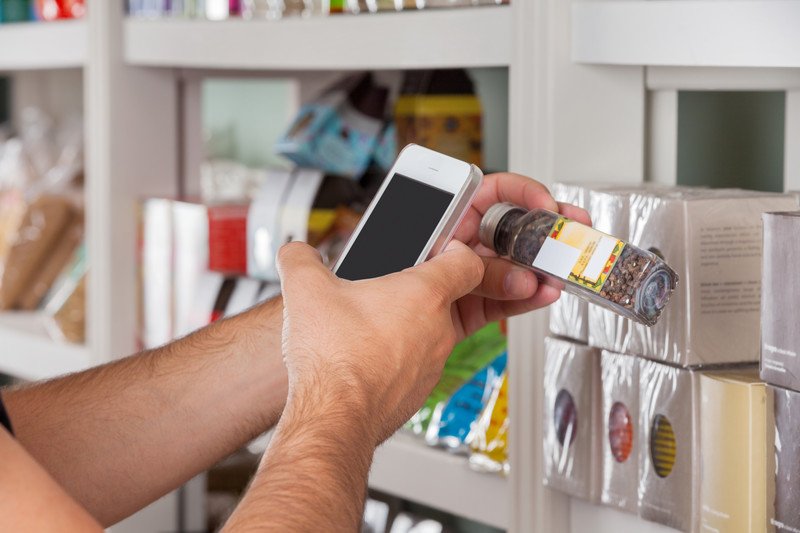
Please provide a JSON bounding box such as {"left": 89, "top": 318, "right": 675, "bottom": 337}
{"left": 532, "top": 217, "right": 625, "bottom": 292}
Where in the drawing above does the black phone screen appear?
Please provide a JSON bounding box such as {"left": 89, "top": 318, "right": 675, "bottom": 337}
{"left": 336, "top": 173, "right": 455, "bottom": 281}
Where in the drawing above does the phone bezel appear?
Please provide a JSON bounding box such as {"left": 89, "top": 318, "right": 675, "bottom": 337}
{"left": 332, "top": 144, "right": 483, "bottom": 276}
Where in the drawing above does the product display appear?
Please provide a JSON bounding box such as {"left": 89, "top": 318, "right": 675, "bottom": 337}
{"left": 761, "top": 212, "right": 800, "bottom": 392}
{"left": 599, "top": 350, "right": 639, "bottom": 514}
{"left": 407, "top": 322, "right": 506, "bottom": 435}
{"left": 43, "top": 244, "right": 86, "bottom": 344}
{"left": 542, "top": 337, "right": 601, "bottom": 501}
{"left": 638, "top": 359, "right": 695, "bottom": 531}
{"left": 772, "top": 384, "right": 800, "bottom": 532}
{"left": 627, "top": 190, "right": 797, "bottom": 366}
{"left": 469, "top": 371, "right": 508, "bottom": 475}
{"left": 480, "top": 203, "right": 678, "bottom": 327}
{"left": 425, "top": 351, "right": 507, "bottom": 452}
{"left": 699, "top": 370, "right": 773, "bottom": 533}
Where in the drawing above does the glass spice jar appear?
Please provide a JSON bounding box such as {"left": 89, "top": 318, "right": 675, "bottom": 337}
{"left": 479, "top": 203, "right": 678, "bottom": 326}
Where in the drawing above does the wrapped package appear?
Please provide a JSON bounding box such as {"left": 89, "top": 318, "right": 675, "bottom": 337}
{"left": 628, "top": 190, "right": 797, "bottom": 366}
{"left": 542, "top": 337, "right": 601, "bottom": 501}
{"left": 139, "top": 199, "right": 174, "bottom": 349}
{"left": 469, "top": 371, "right": 509, "bottom": 475}
{"left": 407, "top": 322, "right": 506, "bottom": 435}
{"left": 599, "top": 350, "right": 639, "bottom": 514}
{"left": 699, "top": 370, "right": 774, "bottom": 533}
{"left": 772, "top": 384, "right": 800, "bottom": 532}
{"left": 172, "top": 200, "right": 210, "bottom": 338}
{"left": 43, "top": 245, "right": 87, "bottom": 344}
{"left": 425, "top": 351, "right": 507, "bottom": 452}
{"left": 638, "top": 359, "right": 696, "bottom": 532}
{"left": 761, "top": 212, "right": 800, "bottom": 392}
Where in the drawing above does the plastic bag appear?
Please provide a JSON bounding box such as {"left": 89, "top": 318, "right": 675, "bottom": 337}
{"left": 468, "top": 371, "right": 509, "bottom": 475}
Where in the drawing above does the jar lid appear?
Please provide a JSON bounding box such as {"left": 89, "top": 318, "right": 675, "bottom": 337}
{"left": 479, "top": 203, "right": 521, "bottom": 251}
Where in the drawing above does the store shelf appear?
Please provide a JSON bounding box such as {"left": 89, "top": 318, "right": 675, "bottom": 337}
{"left": 0, "top": 20, "right": 86, "bottom": 71}
{"left": 124, "top": 7, "right": 511, "bottom": 70}
{"left": 0, "top": 312, "right": 92, "bottom": 381}
{"left": 369, "top": 432, "right": 508, "bottom": 530}
{"left": 572, "top": 0, "right": 800, "bottom": 68}
{"left": 570, "top": 499, "right": 678, "bottom": 533}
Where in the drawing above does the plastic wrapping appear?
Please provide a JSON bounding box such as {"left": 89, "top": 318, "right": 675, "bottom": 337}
{"left": 43, "top": 245, "right": 87, "bottom": 344}
{"left": 628, "top": 190, "right": 797, "bottom": 366}
{"left": 468, "top": 371, "right": 509, "bottom": 475}
{"left": 480, "top": 204, "right": 678, "bottom": 327}
{"left": 425, "top": 351, "right": 507, "bottom": 452}
{"left": 638, "top": 359, "right": 696, "bottom": 532}
{"left": 407, "top": 322, "right": 506, "bottom": 435}
{"left": 699, "top": 370, "right": 773, "bottom": 533}
{"left": 761, "top": 212, "right": 800, "bottom": 391}
{"left": 772, "top": 384, "right": 800, "bottom": 532}
{"left": 599, "top": 350, "right": 639, "bottom": 514}
{"left": 542, "top": 337, "right": 601, "bottom": 501}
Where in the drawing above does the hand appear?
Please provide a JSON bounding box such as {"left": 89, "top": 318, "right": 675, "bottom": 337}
{"left": 451, "top": 173, "right": 591, "bottom": 338}
{"left": 276, "top": 240, "right": 483, "bottom": 446}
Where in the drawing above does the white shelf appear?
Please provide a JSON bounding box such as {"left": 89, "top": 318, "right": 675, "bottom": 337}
{"left": 0, "top": 20, "right": 86, "bottom": 71}
{"left": 369, "top": 432, "right": 509, "bottom": 530}
{"left": 572, "top": 0, "right": 800, "bottom": 68}
{"left": 124, "top": 7, "right": 511, "bottom": 70}
{"left": 0, "top": 312, "right": 92, "bottom": 381}
{"left": 570, "top": 499, "right": 679, "bottom": 533}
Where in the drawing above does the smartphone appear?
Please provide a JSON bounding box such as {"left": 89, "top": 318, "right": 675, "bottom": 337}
{"left": 333, "top": 144, "right": 483, "bottom": 281}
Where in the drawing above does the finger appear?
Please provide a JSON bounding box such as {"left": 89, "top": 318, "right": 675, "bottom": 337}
{"left": 557, "top": 202, "right": 592, "bottom": 226}
{"left": 276, "top": 241, "right": 331, "bottom": 293}
{"left": 406, "top": 240, "right": 484, "bottom": 303}
{"left": 472, "top": 257, "right": 539, "bottom": 300}
{"left": 455, "top": 284, "right": 562, "bottom": 338}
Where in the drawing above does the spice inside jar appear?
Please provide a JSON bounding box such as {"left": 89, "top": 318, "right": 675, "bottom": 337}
{"left": 479, "top": 203, "right": 678, "bottom": 326}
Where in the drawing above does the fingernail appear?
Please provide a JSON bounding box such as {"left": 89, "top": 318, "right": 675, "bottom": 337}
{"left": 504, "top": 268, "right": 534, "bottom": 298}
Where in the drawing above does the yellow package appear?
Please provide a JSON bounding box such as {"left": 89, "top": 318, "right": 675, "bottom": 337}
{"left": 469, "top": 372, "right": 509, "bottom": 475}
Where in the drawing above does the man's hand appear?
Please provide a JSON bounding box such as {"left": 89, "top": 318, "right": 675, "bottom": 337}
{"left": 278, "top": 239, "right": 484, "bottom": 446}
{"left": 451, "top": 172, "right": 591, "bottom": 338}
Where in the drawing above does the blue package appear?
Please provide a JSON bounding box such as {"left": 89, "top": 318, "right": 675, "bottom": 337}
{"left": 425, "top": 352, "right": 508, "bottom": 453}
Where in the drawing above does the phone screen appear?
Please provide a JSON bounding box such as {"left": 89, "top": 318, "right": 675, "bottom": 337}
{"left": 336, "top": 173, "right": 455, "bottom": 281}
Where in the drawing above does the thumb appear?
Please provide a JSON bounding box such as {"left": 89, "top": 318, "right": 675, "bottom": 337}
{"left": 276, "top": 241, "right": 331, "bottom": 295}
{"left": 406, "top": 241, "right": 484, "bottom": 303}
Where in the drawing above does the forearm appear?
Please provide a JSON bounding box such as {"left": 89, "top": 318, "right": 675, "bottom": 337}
{"left": 223, "top": 392, "right": 374, "bottom": 532}
{"left": 3, "top": 297, "right": 287, "bottom": 527}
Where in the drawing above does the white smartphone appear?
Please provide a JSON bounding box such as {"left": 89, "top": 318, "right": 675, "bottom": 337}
{"left": 333, "top": 144, "right": 483, "bottom": 281}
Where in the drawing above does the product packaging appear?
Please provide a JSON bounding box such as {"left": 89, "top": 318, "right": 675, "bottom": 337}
{"left": 599, "top": 350, "right": 639, "bottom": 514}
{"left": 469, "top": 371, "right": 508, "bottom": 475}
{"left": 425, "top": 351, "right": 507, "bottom": 453}
{"left": 0, "top": 0, "right": 32, "bottom": 22}
{"left": 699, "top": 370, "right": 774, "bottom": 533}
{"left": 549, "top": 183, "right": 591, "bottom": 342}
{"left": 34, "top": 0, "right": 85, "bottom": 20}
{"left": 628, "top": 190, "right": 797, "bottom": 366}
{"left": 638, "top": 359, "right": 696, "bottom": 532}
{"left": 407, "top": 322, "right": 506, "bottom": 435}
{"left": 208, "top": 203, "right": 249, "bottom": 275}
{"left": 172, "top": 200, "right": 210, "bottom": 338}
{"left": 542, "top": 337, "right": 601, "bottom": 501}
{"left": 139, "top": 198, "right": 174, "bottom": 348}
{"left": 43, "top": 244, "right": 86, "bottom": 344}
{"left": 761, "top": 212, "right": 800, "bottom": 391}
{"left": 479, "top": 203, "right": 678, "bottom": 327}
{"left": 395, "top": 69, "right": 482, "bottom": 167}
{"left": 772, "top": 384, "right": 800, "bottom": 532}
{"left": 276, "top": 74, "right": 388, "bottom": 180}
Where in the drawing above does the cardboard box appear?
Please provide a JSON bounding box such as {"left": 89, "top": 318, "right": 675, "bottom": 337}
{"left": 599, "top": 350, "right": 639, "bottom": 514}
{"left": 761, "top": 212, "right": 800, "bottom": 391}
{"left": 772, "top": 384, "right": 800, "bottom": 532}
{"left": 139, "top": 199, "right": 174, "bottom": 349}
{"left": 628, "top": 190, "right": 797, "bottom": 366}
{"left": 699, "top": 370, "right": 774, "bottom": 533}
{"left": 543, "top": 337, "right": 601, "bottom": 501}
{"left": 638, "top": 359, "right": 696, "bottom": 531}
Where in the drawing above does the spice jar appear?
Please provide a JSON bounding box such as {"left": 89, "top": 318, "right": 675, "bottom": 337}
{"left": 479, "top": 203, "right": 678, "bottom": 326}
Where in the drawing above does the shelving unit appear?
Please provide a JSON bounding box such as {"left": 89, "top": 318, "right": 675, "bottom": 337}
{"left": 124, "top": 6, "right": 512, "bottom": 70}
{"left": 0, "top": 312, "right": 92, "bottom": 381}
{"left": 370, "top": 433, "right": 509, "bottom": 530}
{"left": 0, "top": 20, "right": 86, "bottom": 70}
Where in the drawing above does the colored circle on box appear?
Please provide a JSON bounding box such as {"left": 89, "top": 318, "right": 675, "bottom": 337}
{"left": 650, "top": 414, "right": 676, "bottom": 478}
{"left": 608, "top": 401, "right": 633, "bottom": 463}
{"left": 554, "top": 389, "right": 577, "bottom": 447}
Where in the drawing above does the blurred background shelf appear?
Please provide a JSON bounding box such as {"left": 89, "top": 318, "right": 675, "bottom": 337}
{"left": 370, "top": 432, "right": 509, "bottom": 530}
{"left": 0, "top": 312, "right": 91, "bottom": 381}
{"left": 572, "top": 0, "right": 800, "bottom": 68}
{"left": 0, "top": 20, "right": 86, "bottom": 71}
{"left": 124, "top": 6, "right": 512, "bottom": 71}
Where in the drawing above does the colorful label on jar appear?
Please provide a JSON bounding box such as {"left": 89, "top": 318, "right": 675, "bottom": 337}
{"left": 533, "top": 217, "right": 625, "bottom": 293}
